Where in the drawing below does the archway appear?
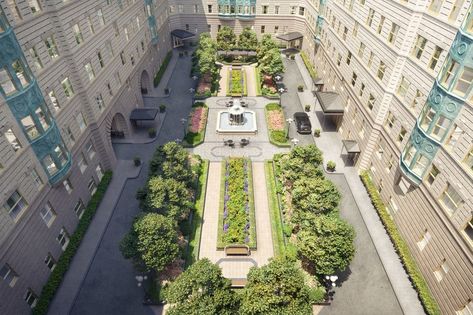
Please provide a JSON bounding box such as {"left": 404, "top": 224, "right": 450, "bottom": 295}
{"left": 140, "top": 70, "right": 150, "bottom": 95}
{"left": 110, "top": 113, "right": 129, "bottom": 138}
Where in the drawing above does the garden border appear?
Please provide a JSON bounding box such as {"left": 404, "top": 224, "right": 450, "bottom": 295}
{"left": 153, "top": 51, "right": 172, "bottom": 88}
{"left": 264, "top": 103, "right": 291, "bottom": 147}
{"left": 183, "top": 102, "right": 209, "bottom": 148}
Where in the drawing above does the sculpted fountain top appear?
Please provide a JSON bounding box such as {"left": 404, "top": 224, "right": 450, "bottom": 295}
{"left": 216, "top": 98, "right": 257, "bottom": 134}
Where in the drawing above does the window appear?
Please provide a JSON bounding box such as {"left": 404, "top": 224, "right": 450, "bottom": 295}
{"left": 368, "top": 94, "right": 375, "bottom": 110}
{"left": 358, "top": 43, "right": 365, "bottom": 58}
{"left": 457, "top": 299, "right": 473, "bottom": 315}
{"left": 429, "top": 46, "right": 442, "bottom": 70}
{"left": 385, "top": 112, "right": 395, "bottom": 129}
{"left": 377, "top": 16, "right": 385, "bottom": 34}
{"left": 97, "top": 51, "right": 104, "bottom": 68}
{"left": 66, "top": 127, "right": 75, "bottom": 146}
{"left": 262, "top": 5, "right": 268, "bottom": 14}
{"left": 337, "top": 53, "right": 342, "bottom": 66}
{"left": 63, "top": 178, "right": 73, "bottom": 193}
{"left": 449, "top": 0, "right": 463, "bottom": 21}
{"left": 85, "top": 63, "right": 95, "bottom": 81}
{"left": 96, "top": 93, "right": 104, "bottom": 111}
{"left": 397, "top": 76, "right": 410, "bottom": 97}
{"left": 346, "top": 52, "right": 352, "bottom": 65}
{"left": 24, "top": 289, "right": 38, "bottom": 308}
{"left": 61, "top": 77, "right": 74, "bottom": 98}
{"left": 208, "top": 4, "right": 212, "bottom": 13}
{"left": 453, "top": 66, "right": 473, "bottom": 97}
{"left": 429, "top": 0, "right": 443, "bottom": 13}
{"left": 124, "top": 27, "right": 129, "bottom": 41}
{"left": 260, "top": 25, "right": 265, "bottom": 34}
{"left": 275, "top": 6, "right": 279, "bottom": 14}
{"left": 40, "top": 202, "right": 56, "bottom": 227}
{"left": 12, "top": 59, "right": 30, "bottom": 88}
{"left": 29, "top": 46, "right": 43, "bottom": 70}
{"left": 76, "top": 112, "right": 87, "bottom": 132}
{"left": 367, "top": 9, "right": 375, "bottom": 26}
{"left": 97, "top": 9, "right": 105, "bottom": 25}
{"left": 397, "top": 127, "right": 407, "bottom": 144}
{"left": 43, "top": 155, "right": 58, "bottom": 175}
{"left": 73, "top": 24, "right": 83, "bottom": 45}
{"left": 0, "top": 264, "right": 18, "bottom": 287}
{"left": 299, "top": 7, "right": 305, "bottom": 16}
{"left": 86, "top": 141, "right": 96, "bottom": 159}
{"left": 74, "top": 199, "right": 85, "bottom": 218}
{"left": 54, "top": 145, "right": 68, "bottom": 166}
{"left": 78, "top": 153, "right": 88, "bottom": 173}
{"left": 351, "top": 72, "right": 357, "bottom": 86}
{"left": 445, "top": 124, "right": 463, "bottom": 148}
{"left": 88, "top": 178, "right": 97, "bottom": 195}
{"left": 359, "top": 83, "right": 365, "bottom": 97}
{"left": 31, "top": 169, "right": 43, "bottom": 188}
{"left": 417, "top": 229, "right": 432, "bottom": 251}
{"left": 368, "top": 52, "right": 374, "bottom": 68}
{"left": 387, "top": 197, "right": 398, "bottom": 216}
{"left": 57, "top": 227, "right": 70, "bottom": 250}
{"left": 342, "top": 27, "right": 348, "bottom": 40}
{"left": 44, "top": 35, "right": 59, "bottom": 59}
{"left": 36, "top": 107, "right": 49, "bottom": 131}
{"left": 427, "top": 165, "right": 439, "bottom": 185}
{"left": 411, "top": 89, "right": 423, "bottom": 111}
{"left": 3, "top": 190, "right": 28, "bottom": 219}
{"left": 0, "top": 68, "right": 16, "bottom": 95}
{"left": 387, "top": 155, "right": 394, "bottom": 172}
{"left": 290, "top": 6, "right": 296, "bottom": 14}
{"left": 464, "top": 148, "right": 473, "bottom": 172}
{"left": 120, "top": 51, "right": 126, "bottom": 65}
{"left": 87, "top": 16, "right": 95, "bottom": 34}
{"left": 48, "top": 90, "right": 60, "bottom": 111}
{"left": 388, "top": 23, "right": 399, "bottom": 44}
{"left": 412, "top": 35, "right": 427, "bottom": 59}
{"left": 274, "top": 26, "right": 279, "bottom": 34}
{"left": 96, "top": 164, "right": 104, "bottom": 180}
{"left": 5, "top": 129, "right": 22, "bottom": 152}
{"left": 28, "top": 0, "right": 41, "bottom": 14}
{"left": 44, "top": 254, "right": 56, "bottom": 271}
{"left": 412, "top": 154, "right": 429, "bottom": 177}
{"left": 21, "top": 115, "right": 39, "bottom": 140}
{"left": 377, "top": 61, "right": 386, "bottom": 80}
{"left": 440, "top": 184, "right": 463, "bottom": 214}
{"left": 440, "top": 60, "right": 460, "bottom": 89}
{"left": 433, "top": 259, "right": 449, "bottom": 281}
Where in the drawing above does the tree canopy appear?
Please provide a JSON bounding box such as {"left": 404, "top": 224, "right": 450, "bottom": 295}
{"left": 120, "top": 213, "right": 179, "bottom": 272}
{"left": 149, "top": 142, "right": 194, "bottom": 185}
{"left": 240, "top": 257, "right": 312, "bottom": 315}
{"left": 296, "top": 215, "right": 355, "bottom": 275}
{"left": 259, "top": 48, "right": 284, "bottom": 76}
{"left": 217, "top": 26, "right": 237, "bottom": 51}
{"left": 292, "top": 177, "right": 340, "bottom": 215}
{"left": 257, "top": 34, "right": 278, "bottom": 61}
{"left": 238, "top": 27, "right": 258, "bottom": 50}
{"left": 165, "top": 259, "right": 239, "bottom": 315}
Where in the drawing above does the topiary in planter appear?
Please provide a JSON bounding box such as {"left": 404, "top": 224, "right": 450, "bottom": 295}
{"left": 313, "top": 129, "right": 321, "bottom": 137}
{"left": 304, "top": 104, "right": 311, "bottom": 112}
{"left": 298, "top": 85, "right": 304, "bottom": 92}
{"left": 327, "top": 160, "right": 336, "bottom": 172}
{"left": 148, "top": 128, "right": 156, "bottom": 138}
{"left": 290, "top": 55, "right": 295, "bottom": 60}
{"left": 134, "top": 156, "right": 141, "bottom": 167}
{"left": 159, "top": 104, "right": 166, "bottom": 113}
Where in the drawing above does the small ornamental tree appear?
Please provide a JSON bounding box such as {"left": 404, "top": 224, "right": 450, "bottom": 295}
{"left": 240, "top": 256, "right": 312, "bottom": 315}
{"left": 238, "top": 27, "right": 258, "bottom": 50}
{"left": 296, "top": 215, "right": 355, "bottom": 275}
{"left": 289, "top": 144, "right": 323, "bottom": 166}
{"left": 259, "top": 48, "right": 284, "bottom": 76}
{"left": 120, "top": 213, "right": 179, "bottom": 272}
{"left": 291, "top": 177, "right": 340, "bottom": 215}
{"left": 165, "top": 259, "right": 239, "bottom": 315}
{"left": 256, "top": 34, "right": 278, "bottom": 61}
{"left": 149, "top": 142, "right": 195, "bottom": 186}
{"left": 217, "top": 26, "right": 237, "bottom": 51}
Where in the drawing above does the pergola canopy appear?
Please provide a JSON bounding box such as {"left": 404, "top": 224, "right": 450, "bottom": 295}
{"left": 315, "top": 91, "right": 344, "bottom": 115}
{"left": 171, "top": 29, "right": 195, "bottom": 40}
{"left": 342, "top": 140, "right": 361, "bottom": 154}
{"left": 129, "top": 108, "right": 159, "bottom": 122}
{"left": 217, "top": 50, "right": 257, "bottom": 56}
{"left": 276, "top": 32, "right": 303, "bottom": 41}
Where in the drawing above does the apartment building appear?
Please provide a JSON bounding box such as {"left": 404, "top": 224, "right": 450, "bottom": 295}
{"left": 0, "top": 0, "right": 171, "bottom": 313}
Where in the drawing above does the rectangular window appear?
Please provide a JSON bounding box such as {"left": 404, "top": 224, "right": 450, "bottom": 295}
{"left": 21, "top": 115, "right": 39, "bottom": 140}
{"left": 28, "top": 0, "right": 42, "bottom": 14}
{"left": 74, "top": 199, "right": 85, "bottom": 218}
{"left": 0, "top": 68, "right": 16, "bottom": 95}
{"left": 388, "top": 23, "right": 399, "bottom": 44}
{"left": 29, "top": 46, "right": 43, "bottom": 70}
{"left": 48, "top": 90, "right": 60, "bottom": 111}
{"left": 78, "top": 153, "right": 88, "bottom": 173}
{"left": 440, "top": 184, "right": 463, "bottom": 214}
{"left": 440, "top": 60, "right": 460, "bottom": 89}
{"left": 299, "top": 7, "right": 305, "bottom": 16}
{"left": 66, "top": 126, "right": 75, "bottom": 146}
{"left": 73, "top": 24, "right": 83, "bottom": 45}
{"left": 429, "top": 46, "right": 443, "bottom": 70}
{"left": 411, "top": 89, "right": 423, "bottom": 111}
{"left": 12, "top": 59, "right": 30, "bottom": 88}
{"left": 35, "top": 107, "right": 49, "bottom": 131}
{"left": 412, "top": 35, "right": 427, "bottom": 59}
{"left": 44, "top": 254, "right": 56, "bottom": 271}
{"left": 31, "top": 169, "right": 43, "bottom": 188}
{"left": 44, "top": 35, "right": 59, "bottom": 59}
{"left": 429, "top": 0, "right": 443, "bottom": 13}
{"left": 351, "top": 72, "right": 357, "bottom": 86}
{"left": 43, "top": 155, "right": 58, "bottom": 175}
{"left": 353, "top": 22, "right": 359, "bottom": 37}
{"left": 417, "top": 229, "right": 432, "bottom": 251}
{"left": 387, "top": 197, "right": 398, "bottom": 216}
{"left": 368, "top": 52, "right": 374, "bottom": 68}
{"left": 464, "top": 148, "right": 473, "bottom": 172}
{"left": 342, "top": 27, "right": 348, "bottom": 40}
{"left": 397, "top": 76, "right": 410, "bottom": 97}
{"left": 445, "top": 124, "right": 463, "bottom": 148}
{"left": 397, "top": 127, "right": 407, "bottom": 145}
{"left": 0, "top": 264, "right": 18, "bottom": 287}
{"left": 359, "top": 83, "right": 365, "bottom": 97}
{"left": 96, "top": 93, "right": 104, "bottom": 111}
{"left": 24, "top": 289, "right": 38, "bottom": 308}
{"left": 377, "top": 16, "right": 385, "bottom": 34}
{"left": 368, "top": 94, "right": 375, "bottom": 110}
{"left": 260, "top": 25, "right": 265, "bottom": 34}
{"left": 120, "top": 51, "right": 126, "bottom": 65}
{"left": 40, "top": 202, "right": 56, "bottom": 227}
{"left": 3, "top": 190, "right": 28, "bottom": 220}
{"left": 463, "top": 219, "right": 473, "bottom": 245}
{"left": 88, "top": 16, "right": 95, "bottom": 34}
{"left": 61, "top": 77, "right": 74, "bottom": 98}
{"left": 54, "top": 145, "right": 67, "bottom": 166}
{"left": 358, "top": 43, "right": 365, "bottom": 58}
{"left": 97, "top": 9, "right": 105, "bottom": 25}
{"left": 57, "top": 227, "right": 70, "bottom": 250}
{"left": 98, "top": 51, "right": 104, "bottom": 68}
{"left": 453, "top": 66, "right": 473, "bottom": 97}
{"left": 427, "top": 165, "right": 439, "bottom": 185}
{"left": 433, "top": 259, "right": 448, "bottom": 281}
{"left": 346, "top": 51, "right": 352, "bottom": 65}
{"left": 88, "top": 178, "right": 97, "bottom": 195}
{"left": 377, "top": 61, "right": 386, "bottom": 80}
{"left": 449, "top": 0, "right": 463, "bottom": 21}
{"left": 412, "top": 154, "right": 429, "bottom": 177}
{"left": 76, "top": 112, "right": 87, "bottom": 132}
{"left": 208, "top": 4, "right": 212, "bottom": 13}
{"left": 275, "top": 6, "right": 279, "bottom": 14}
{"left": 96, "top": 164, "right": 104, "bottom": 180}
{"left": 85, "top": 63, "right": 95, "bottom": 81}
{"left": 86, "top": 141, "right": 96, "bottom": 159}
{"left": 63, "top": 178, "right": 73, "bottom": 193}
{"left": 367, "top": 9, "right": 375, "bottom": 26}
{"left": 5, "top": 129, "right": 22, "bottom": 152}
{"left": 262, "top": 5, "right": 268, "bottom": 14}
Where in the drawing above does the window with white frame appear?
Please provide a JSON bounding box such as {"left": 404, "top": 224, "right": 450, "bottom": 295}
{"left": 87, "top": 16, "right": 95, "bottom": 34}
{"left": 358, "top": 43, "right": 365, "bottom": 58}
{"left": 388, "top": 23, "right": 399, "bottom": 44}
{"left": 429, "top": 46, "right": 442, "bottom": 70}
{"left": 97, "top": 51, "right": 104, "bottom": 68}
{"left": 453, "top": 66, "right": 473, "bottom": 97}
{"left": 440, "top": 184, "right": 463, "bottom": 215}
{"left": 433, "top": 258, "right": 449, "bottom": 281}
{"left": 85, "top": 63, "right": 95, "bottom": 81}
{"left": 31, "top": 169, "right": 43, "bottom": 188}
{"left": 367, "top": 94, "right": 375, "bottom": 110}
{"left": 66, "top": 126, "right": 75, "bottom": 146}
{"left": 78, "top": 153, "right": 88, "bottom": 173}
{"left": 377, "top": 61, "right": 386, "bottom": 80}
{"left": 427, "top": 164, "right": 439, "bottom": 185}
{"left": 43, "top": 155, "right": 58, "bottom": 175}
{"left": 63, "top": 178, "right": 73, "bottom": 193}
{"left": 74, "top": 199, "right": 85, "bottom": 218}
{"left": 412, "top": 154, "right": 429, "bottom": 177}
{"left": 428, "top": 0, "right": 443, "bottom": 13}
{"left": 97, "top": 9, "right": 105, "bottom": 25}
{"left": 463, "top": 148, "right": 473, "bottom": 172}
{"left": 0, "top": 67, "right": 16, "bottom": 95}
{"left": 57, "top": 227, "right": 70, "bottom": 250}
{"left": 54, "top": 145, "right": 68, "bottom": 166}
{"left": 440, "top": 60, "right": 460, "bottom": 89}
{"left": 351, "top": 72, "right": 357, "bottom": 86}
{"left": 44, "top": 35, "right": 59, "bottom": 59}
{"left": 29, "top": 46, "right": 43, "bottom": 70}
{"left": 3, "top": 190, "right": 28, "bottom": 220}
{"left": 96, "top": 164, "right": 104, "bottom": 180}
{"left": 397, "top": 127, "right": 407, "bottom": 145}
{"left": 5, "top": 129, "right": 22, "bottom": 152}
{"left": 86, "top": 141, "right": 96, "bottom": 159}
{"left": 412, "top": 35, "right": 427, "bottom": 59}
{"left": 40, "top": 202, "right": 56, "bottom": 227}
{"left": 61, "top": 77, "right": 74, "bottom": 98}
{"left": 417, "top": 229, "right": 432, "bottom": 251}
{"left": 88, "top": 178, "right": 97, "bottom": 195}
{"left": 0, "top": 264, "right": 18, "bottom": 287}
{"left": 72, "top": 24, "right": 83, "bottom": 45}
{"left": 44, "top": 254, "right": 56, "bottom": 271}
{"left": 445, "top": 124, "right": 463, "bottom": 148}
{"left": 35, "top": 107, "right": 49, "bottom": 131}
{"left": 21, "top": 115, "right": 39, "bottom": 140}
{"left": 377, "top": 16, "right": 385, "bottom": 34}
{"left": 24, "top": 289, "right": 38, "bottom": 308}
{"left": 397, "top": 76, "right": 410, "bottom": 97}
{"left": 48, "top": 90, "right": 60, "bottom": 111}
{"left": 12, "top": 59, "right": 30, "bottom": 88}
{"left": 366, "top": 8, "right": 375, "bottom": 26}
{"left": 385, "top": 112, "right": 395, "bottom": 129}
{"left": 28, "top": 0, "right": 42, "bottom": 14}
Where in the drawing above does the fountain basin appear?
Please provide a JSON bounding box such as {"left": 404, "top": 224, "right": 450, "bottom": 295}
{"left": 216, "top": 110, "right": 257, "bottom": 134}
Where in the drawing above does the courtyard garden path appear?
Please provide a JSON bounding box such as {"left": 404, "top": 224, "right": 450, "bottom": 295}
{"left": 242, "top": 64, "right": 258, "bottom": 97}
{"left": 217, "top": 65, "right": 229, "bottom": 96}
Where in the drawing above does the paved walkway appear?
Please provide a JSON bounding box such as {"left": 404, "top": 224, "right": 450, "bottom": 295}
{"left": 218, "top": 65, "right": 229, "bottom": 96}
{"left": 243, "top": 65, "right": 257, "bottom": 97}
{"left": 292, "top": 53, "right": 425, "bottom": 315}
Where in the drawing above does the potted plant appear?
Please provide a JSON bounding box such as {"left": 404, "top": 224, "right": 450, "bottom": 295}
{"left": 290, "top": 55, "right": 295, "bottom": 60}
{"left": 134, "top": 156, "right": 141, "bottom": 167}
{"left": 327, "top": 160, "right": 336, "bottom": 172}
{"left": 159, "top": 104, "right": 166, "bottom": 112}
{"left": 313, "top": 129, "right": 321, "bottom": 137}
{"left": 305, "top": 104, "right": 311, "bottom": 112}
{"left": 148, "top": 128, "right": 156, "bottom": 138}
{"left": 164, "top": 88, "right": 170, "bottom": 95}
{"left": 298, "top": 85, "right": 304, "bottom": 92}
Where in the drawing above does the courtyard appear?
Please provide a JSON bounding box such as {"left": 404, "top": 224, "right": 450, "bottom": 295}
{"left": 46, "top": 35, "right": 424, "bottom": 315}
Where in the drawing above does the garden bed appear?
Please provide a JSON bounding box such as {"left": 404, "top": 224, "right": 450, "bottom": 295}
{"left": 227, "top": 69, "right": 247, "bottom": 96}
{"left": 183, "top": 102, "right": 208, "bottom": 147}
{"left": 261, "top": 73, "right": 279, "bottom": 98}
{"left": 264, "top": 161, "right": 285, "bottom": 256}
{"left": 153, "top": 51, "right": 172, "bottom": 88}
{"left": 265, "top": 103, "right": 290, "bottom": 147}
{"left": 217, "top": 158, "right": 256, "bottom": 249}
{"left": 300, "top": 51, "right": 317, "bottom": 80}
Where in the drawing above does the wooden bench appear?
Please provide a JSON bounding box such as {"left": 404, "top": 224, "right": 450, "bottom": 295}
{"left": 224, "top": 245, "right": 250, "bottom": 256}
{"left": 231, "top": 278, "right": 247, "bottom": 288}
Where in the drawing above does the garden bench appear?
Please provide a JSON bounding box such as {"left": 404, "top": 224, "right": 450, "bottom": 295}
{"left": 224, "top": 245, "right": 250, "bottom": 256}
{"left": 231, "top": 278, "right": 247, "bottom": 288}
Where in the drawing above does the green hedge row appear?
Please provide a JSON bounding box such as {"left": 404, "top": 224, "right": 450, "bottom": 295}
{"left": 264, "top": 161, "right": 285, "bottom": 256}
{"left": 33, "top": 171, "right": 113, "bottom": 315}
{"left": 360, "top": 171, "right": 440, "bottom": 315}
{"left": 153, "top": 51, "right": 172, "bottom": 88}
{"left": 300, "top": 51, "right": 317, "bottom": 80}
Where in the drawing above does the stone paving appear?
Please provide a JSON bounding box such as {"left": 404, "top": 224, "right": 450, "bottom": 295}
{"left": 217, "top": 65, "right": 229, "bottom": 96}
{"left": 242, "top": 64, "right": 258, "bottom": 97}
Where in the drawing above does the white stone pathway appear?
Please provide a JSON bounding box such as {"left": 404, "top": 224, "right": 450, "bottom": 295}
{"left": 243, "top": 65, "right": 258, "bottom": 97}
{"left": 217, "top": 65, "right": 229, "bottom": 96}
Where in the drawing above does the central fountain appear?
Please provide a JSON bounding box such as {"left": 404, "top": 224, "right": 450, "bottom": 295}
{"left": 216, "top": 98, "right": 257, "bottom": 134}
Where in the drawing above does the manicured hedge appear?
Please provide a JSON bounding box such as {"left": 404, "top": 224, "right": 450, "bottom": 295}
{"left": 300, "top": 51, "right": 317, "bottom": 80}
{"left": 32, "top": 171, "right": 113, "bottom": 315}
{"left": 153, "top": 51, "right": 173, "bottom": 87}
{"left": 264, "top": 161, "right": 285, "bottom": 256}
{"left": 360, "top": 171, "right": 441, "bottom": 315}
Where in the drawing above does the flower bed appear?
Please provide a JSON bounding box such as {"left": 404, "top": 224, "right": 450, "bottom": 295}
{"left": 184, "top": 103, "right": 208, "bottom": 147}
{"left": 265, "top": 103, "right": 290, "bottom": 147}
{"left": 218, "top": 158, "right": 256, "bottom": 249}
{"left": 228, "top": 69, "right": 247, "bottom": 96}
{"left": 261, "top": 73, "right": 279, "bottom": 98}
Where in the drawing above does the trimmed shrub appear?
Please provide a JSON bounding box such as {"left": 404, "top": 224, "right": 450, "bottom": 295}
{"left": 153, "top": 51, "right": 172, "bottom": 87}
{"left": 326, "top": 161, "right": 336, "bottom": 172}
{"left": 134, "top": 156, "right": 141, "bottom": 166}
{"left": 32, "top": 171, "right": 113, "bottom": 315}
{"left": 148, "top": 128, "right": 156, "bottom": 138}
{"left": 300, "top": 51, "right": 317, "bottom": 80}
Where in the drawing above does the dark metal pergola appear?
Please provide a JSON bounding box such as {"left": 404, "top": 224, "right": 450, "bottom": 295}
{"left": 315, "top": 91, "right": 344, "bottom": 129}
{"left": 217, "top": 50, "right": 257, "bottom": 56}
{"left": 341, "top": 140, "right": 361, "bottom": 163}
{"left": 171, "top": 29, "right": 196, "bottom": 48}
{"left": 129, "top": 108, "right": 159, "bottom": 126}
{"left": 276, "top": 32, "right": 304, "bottom": 50}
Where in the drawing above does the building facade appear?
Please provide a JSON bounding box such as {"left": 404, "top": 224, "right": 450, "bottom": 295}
{"left": 0, "top": 0, "right": 472, "bottom": 314}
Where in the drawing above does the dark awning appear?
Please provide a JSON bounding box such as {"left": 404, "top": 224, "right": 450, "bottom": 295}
{"left": 276, "top": 32, "right": 303, "bottom": 41}
{"left": 130, "top": 108, "right": 159, "bottom": 121}
{"left": 217, "top": 50, "right": 257, "bottom": 56}
{"left": 312, "top": 77, "right": 324, "bottom": 85}
{"left": 315, "top": 91, "right": 344, "bottom": 115}
{"left": 342, "top": 140, "right": 361, "bottom": 154}
{"left": 171, "top": 29, "right": 195, "bottom": 40}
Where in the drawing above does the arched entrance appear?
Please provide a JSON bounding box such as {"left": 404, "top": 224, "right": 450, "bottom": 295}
{"left": 141, "top": 70, "right": 150, "bottom": 95}
{"left": 110, "top": 113, "right": 129, "bottom": 138}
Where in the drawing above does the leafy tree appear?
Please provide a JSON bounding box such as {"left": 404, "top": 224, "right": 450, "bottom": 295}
{"left": 296, "top": 215, "right": 355, "bottom": 275}
{"left": 165, "top": 259, "right": 239, "bottom": 315}
{"left": 259, "top": 48, "right": 284, "bottom": 76}
{"left": 120, "top": 213, "right": 179, "bottom": 272}
{"left": 149, "top": 142, "right": 195, "bottom": 186}
{"left": 292, "top": 177, "right": 340, "bottom": 215}
{"left": 240, "top": 257, "right": 312, "bottom": 315}
{"left": 289, "top": 145, "right": 323, "bottom": 166}
{"left": 217, "top": 26, "right": 237, "bottom": 51}
{"left": 238, "top": 27, "right": 258, "bottom": 50}
{"left": 257, "top": 34, "right": 278, "bottom": 61}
